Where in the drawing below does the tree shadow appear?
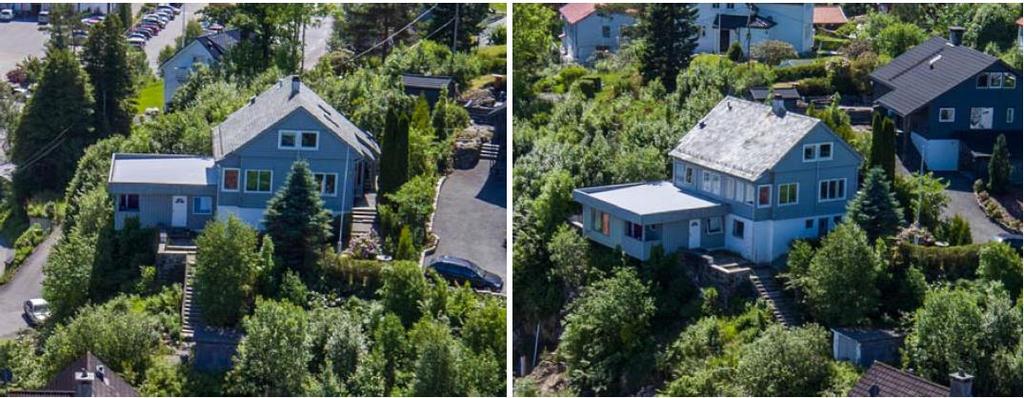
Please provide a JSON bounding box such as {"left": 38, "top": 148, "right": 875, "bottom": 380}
{"left": 475, "top": 164, "right": 506, "bottom": 209}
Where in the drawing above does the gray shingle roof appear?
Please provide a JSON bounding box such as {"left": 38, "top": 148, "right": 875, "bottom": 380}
{"left": 849, "top": 361, "right": 949, "bottom": 397}
{"left": 401, "top": 74, "right": 453, "bottom": 90}
{"left": 8, "top": 352, "right": 140, "bottom": 397}
{"left": 109, "top": 154, "right": 215, "bottom": 185}
{"left": 212, "top": 76, "right": 380, "bottom": 161}
{"left": 669, "top": 96, "right": 824, "bottom": 181}
{"left": 749, "top": 86, "right": 801, "bottom": 101}
{"left": 196, "top": 29, "right": 240, "bottom": 59}
{"left": 870, "top": 37, "right": 1000, "bottom": 116}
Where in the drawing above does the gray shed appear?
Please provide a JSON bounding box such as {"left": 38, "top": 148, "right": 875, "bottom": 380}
{"left": 832, "top": 328, "right": 903, "bottom": 368}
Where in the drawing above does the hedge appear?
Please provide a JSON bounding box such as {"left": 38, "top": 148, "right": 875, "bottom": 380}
{"left": 795, "top": 77, "right": 834, "bottom": 96}
{"left": 896, "top": 242, "right": 986, "bottom": 282}
{"left": 773, "top": 62, "right": 827, "bottom": 82}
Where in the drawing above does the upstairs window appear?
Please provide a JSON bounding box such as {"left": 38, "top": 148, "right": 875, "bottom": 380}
{"left": 1004, "top": 74, "right": 1016, "bottom": 88}
{"left": 279, "top": 130, "right": 319, "bottom": 149}
{"left": 245, "top": 170, "right": 272, "bottom": 193}
{"left": 757, "top": 185, "right": 772, "bottom": 208}
{"left": 732, "top": 219, "right": 745, "bottom": 238}
{"left": 970, "top": 107, "right": 993, "bottom": 130}
{"left": 939, "top": 108, "right": 955, "bottom": 123}
{"left": 118, "top": 194, "right": 139, "bottom": 212}
{"left": 313, "top": 173, "right": 338, "bottom": 196}
{"left": 222, "top": 168, "right": 240, "bottom": 191}
{"left": 726, "top": 3, "right": 735, "bottom": 8}
{"left": 778, "top": 183, "right": 798, "bottom": 206}
{"left": 684, "top": 166, "right": 695, "bottom": 185}
{"left": 701, "top": 171, "right": 721, "bottom": 195}
{"left": 819, "top": 178, "right": 846, "bottom": 202}
{"left": 803, "top": 143, "right": 834, "bottom": 162}
{"left": 977, "top": 73, "right": 989, "bottom": 88}
{"left": 601, "top": 25, "right": 611, "bottom": 38}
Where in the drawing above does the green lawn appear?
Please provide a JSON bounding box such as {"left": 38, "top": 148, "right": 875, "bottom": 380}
{"left": 136, "top": 79, "right": 163, "bottom": 114}
{"left": 476, "top": 44, "right": 506, "bottom": 59}
{"left": 490, "top": 3, "right": 506, "bottom": 12}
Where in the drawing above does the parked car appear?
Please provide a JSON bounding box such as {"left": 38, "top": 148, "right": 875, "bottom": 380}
{"left": 127, "top": 37, "right": 145, "bottom": 47}
{"left": 128, "top": 32, "right": 148, "bottom": 42}
{"left": 0, "top": 9, "right": 14, "bottom": 22}
{"left": 37, "top": 10, "right": 48, "bottom": 24}
{"left": 131, "top": 29, "right": 153, "bottom": 39}
{"left": 993, "top": 233, "right": 1023, "bottom": 252}
{"left": 23, "top": 298, "right": 50, "bottom": 326}
{"left": 137, "top": 23, "right": 160, "bottom": 34}
{"left": 426, "top": 256, "right": 503, "bottom": 291}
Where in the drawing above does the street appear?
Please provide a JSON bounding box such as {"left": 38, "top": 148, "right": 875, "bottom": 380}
{"left": 302, "top": 17, "right": 334, "bottom": 71}
{"left": 0, "top": 226, "right": 60, "bottom": 338}
{"left": 427, "top": 157, "right": 507, "bottom": 292}
{"left": 0, "top": 18, "right": 48, "bottom": 77}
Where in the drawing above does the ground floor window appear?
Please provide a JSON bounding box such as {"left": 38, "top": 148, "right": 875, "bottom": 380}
{"left": 625, "top": 221, "right": 642, "bottom": 239}
{"left": 313, "top": 173, "right": 338, "bottom": 196}
{"left": 590, "top": 208, "right": 610, "bottom": 236}
{"left": 193, "top": 196, "right": 213, "bottom": 215}
{"left": 732, "top": 219, "right": 745, "bottom": 238}
{"left": 118, "top": 194, "right": 139, "bottom": 212}
{"left": 706, "top": 216, "right": 723, "bottom": 234}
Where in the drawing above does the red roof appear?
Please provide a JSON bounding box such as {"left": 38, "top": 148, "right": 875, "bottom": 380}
{"left": 559, "top": 3, "right": 597, "bottom": 25}
{"left": 813, "top": 5, "right": 848, "bottom": 25}
{"left": 1017, "top": 17, "right": 1023, "bottom": 27}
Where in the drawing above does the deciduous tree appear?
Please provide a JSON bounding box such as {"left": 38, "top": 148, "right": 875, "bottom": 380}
{"left": 735, "top": 324, "right": 833, "bottom": 396}
{"left": 194, "top": 215, "right": 260, "bottom": 326}
{"left": 805, "top": 222, "right": 881, "bottom": 325}
{"left": 228, "top": 299, "right": 311, "bottom": 396}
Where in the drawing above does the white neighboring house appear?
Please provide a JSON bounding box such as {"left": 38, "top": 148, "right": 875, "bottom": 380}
{"left": 559, "top": 3, "right": 636, "bottom": 64}
{"left": 158, "top": 30, "right": 240, "bottom": 108}
{"left": 693, "top": 3, "right": 814, "bottom": 56}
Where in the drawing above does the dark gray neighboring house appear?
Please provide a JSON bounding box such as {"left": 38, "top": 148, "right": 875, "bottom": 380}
{"left": 159, "top": 30, "right": 241, "bottom": 107}
{"left": 849, "top": 361, "right": 974, "bottom": 397}
{"left": 402, "top": 74, "right": 455, "bottom": 109}
{"left": 8, "top": 352, "right": 139, "bottom": 397}
{"left": 870, "top": 28, "right": 1022, "bottom": 180}
{"left": 831, "top": 328, "right": 903, "bottom": 368}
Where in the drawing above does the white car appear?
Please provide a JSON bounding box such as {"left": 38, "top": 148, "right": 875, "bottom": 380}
{"left": 23, "top": 298, "right": 50, "bottom": 326}
{"left": 0, "top": 9, "right": 14, "bottom": 22}
{"left": 127, "top": 36, "right": 146, "bottom": 47}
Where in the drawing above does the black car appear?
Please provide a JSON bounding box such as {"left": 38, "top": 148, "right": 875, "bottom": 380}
{"left": 427, "top": 256, "right": 503, "bottom": 291}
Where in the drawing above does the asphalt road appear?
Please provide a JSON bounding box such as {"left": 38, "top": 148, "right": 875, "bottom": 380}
{"left": 302, "top": 16, "right": 333, "bottom": 71}
{"left": 427, "top": 157, "right": 507, "bottom": 292}
{"left": 138, "top": 3, "right": 206, "bottom": 70}
{"left": 0, "top": 226, "right": 60, "bottom": 338}
{"left": 0, "top": 18, "right": 49, "bottom": 76}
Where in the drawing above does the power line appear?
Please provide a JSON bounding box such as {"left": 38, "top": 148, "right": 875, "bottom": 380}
{"left": 412, "top": 17, "right": 454, "bottom": 49}
{"left": 14, "top": 125, "right": 73, "bottom": 174}
{"left": 350, "top": 3, "right": 439, "bottom": 62}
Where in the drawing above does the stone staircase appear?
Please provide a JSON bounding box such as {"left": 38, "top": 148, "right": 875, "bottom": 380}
{"left": 480, "top": 142, "right": 501, "bottom": 161}
{"left": 349, "top": 206, "right": 378, "bottom": 242}
{"left": 749, "top": 267, "right": 803, "bottom": 327}
{"left": 181, "top": 254, "right": 200, "bottom": 342}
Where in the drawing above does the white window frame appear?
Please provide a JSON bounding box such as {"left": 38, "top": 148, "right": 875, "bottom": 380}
{"left": 683, "top": 165, "right": 695, "bottom": 185}
{"left": 1004, "top": 73, "right": 1016, "bottom": 89}
{"left": 192, "top": 196, "right": 213, "bottom": 215}
{"left": 818, "top": 178, "right": 847, "bottom": 202}
{"left": 990, "top": 72, "right": 1003, "bottom": 88}
{"left": 244, "top": 169, "right": 273, "bottom": 193}
{"left": 777, "top": 183, "right": 799, "bottom": 206}
{"left": 724, "top": 177, "right": 735, "bottom": 199}
{"left": 732, "top": 219, "right": 745, "bottom": 238}
{"left": 674, "top": 163, "right": 686, "bottom": 186}
{"left": 970, "top": 107, "right": 993, "bottom": 130}
{"left": 313, "top": 172, "right": 339, "bottom": 197}
{"left": 938, "top": 108, "right": 955, "bottom": 123}
{"left": 221, "top": 168, "right": 240, "bottom": 192}
{"left": 803, "top": 142, "right": 834, "bottom": 162}
{"left": 744, "top": 183, "right": 755, "bottom": 205}
{"left": 701, "top": 171, "right": 721, "bottom": 195}
{"left": 278, "top": 130, "right": 320, "bottom": 150}
{"left": 1007, "top": 108, "right": 1015, "bottom": 124}
{"left": 757, "top": 184, "right": 772, "bottom": 208}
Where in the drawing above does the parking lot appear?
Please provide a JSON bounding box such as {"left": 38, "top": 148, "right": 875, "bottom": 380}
{"left": 0, "top": 18, "right": 48, "bottom": 76}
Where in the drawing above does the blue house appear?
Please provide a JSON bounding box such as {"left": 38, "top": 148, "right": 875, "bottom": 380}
{"left": 158, "top": 30, "right": 240, "bottom": 108}
{"left": 871, "top": 28, "right": 1022, "bottom": 180}
{"left": 559, "top": 3, "right": 636, "bottom": 64}
{"left": 694, "top": 3, "right": 815, "bottom": 56}
{"left": 108, "top": 76, "right": 379, "bottom": 233}
{"left": 573, "top": 96, "right": 861, "bottom": 263}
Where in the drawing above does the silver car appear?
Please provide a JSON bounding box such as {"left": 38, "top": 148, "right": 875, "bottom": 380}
{"left": 23, "top": 298, "right": 50, "bottom": 326}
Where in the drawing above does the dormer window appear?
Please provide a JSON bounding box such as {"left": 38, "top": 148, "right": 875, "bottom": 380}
{"left": 279, "top": 130, "right": 319, "bottom": 150}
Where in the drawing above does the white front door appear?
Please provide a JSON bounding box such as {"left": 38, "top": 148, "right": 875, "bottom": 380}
{"left": 171, "top": 196, "right": 187, "bottom": 227}
{"left": 688, "top": 219, "right": 701, "bottom": 249}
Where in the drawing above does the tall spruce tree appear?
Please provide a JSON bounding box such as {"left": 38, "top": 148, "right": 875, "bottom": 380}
{"left": 869, "top": 113, "right": 896, "bottom": 181}
{"left": 263, "top": 160, "right": 333, "bottom": 274}
{"left": 987, "top": 134, "right": 1011, "bottom": 194}
{"left": 83, "top": 16, "right": 137, "bottom": 137}
{"left": 379, "top": 108, "right": 410, "bottom": 196}
{"left": 11, "top": 48, "right": 95, "bottom": 199}
{"left": 424, "top": 3, "right": 490, "bottom": 52}
{"left": 635, "top": 3, "right": 699, "bottom": 92}
{"left": 846, "top": 167, "right": 904, "bottom": 241}
{"left": 336, "top": 4, "right": 419, "bottom": 57}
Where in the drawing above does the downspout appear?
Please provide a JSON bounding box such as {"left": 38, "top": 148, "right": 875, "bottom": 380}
{"left": 340, "top": 146, "right": 350, "bottom": 246}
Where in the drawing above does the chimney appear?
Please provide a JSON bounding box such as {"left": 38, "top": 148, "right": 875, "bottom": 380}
{"left": 949, "top": 370, "right": 973, "bottom": 397}
{"left": 95, "top": 365, "right": 106, "bottom": 384}
{"left": 75, "top": 368, "right": 94, "bottom": 397}
{"left": 291, "top": 76, "right": 301, "bottom": 97}
{"left": 772, "top": 93, "right": 786, "bottom": 117}
{"left": 948, "top": 26, "right": 964, "bottom": 46}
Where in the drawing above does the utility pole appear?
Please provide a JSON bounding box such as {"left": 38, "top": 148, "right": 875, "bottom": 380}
{"left": 452, "top": 3, "right": 459, "bottom": 52}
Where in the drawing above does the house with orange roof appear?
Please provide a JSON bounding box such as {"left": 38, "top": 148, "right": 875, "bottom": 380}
{"left": 558, "top": 3, "right": 635, "bottom": 64}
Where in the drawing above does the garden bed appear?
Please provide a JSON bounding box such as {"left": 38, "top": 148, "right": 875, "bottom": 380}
{"left": 974, "top": 182, "right": 1022, "bottom": 233}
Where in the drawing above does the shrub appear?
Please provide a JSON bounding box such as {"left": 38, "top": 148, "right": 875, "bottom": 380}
{"left": 935, "top": 215, "right": 973, "bottom": 246}
{"left": 896, "top": 242, "right": 984, "bottom": 282}
{"left": 317, "top": 251, "right": 385, "bottom": 297}
{"left": 977, "top": 242, "right": 1022, "bottom": 298}
{"left": 558, "top": 65, "right": 588, "bottom": 89}
{"left": 751, "top": 40, "right": 797, "bottom": 66}
{"left": 726, "top": 41, "right": 745, "bottom": 62}
{"left": 3, "top": 224, "right": 47, "bottom": 281}
{"left": 795, "top": 77, "right": 833, "bottom": 96}
{"left": 773, "top": 62, "right": 827, "bottom": 82}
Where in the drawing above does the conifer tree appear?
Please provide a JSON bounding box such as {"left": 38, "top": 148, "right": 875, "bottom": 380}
{"left": 635, "top": 3, "right": 699, "bottom": 92}
{"left": 379, "top": 109, "right": 410, "bottom": 196}
{"left": 83, "top": 15, "right": 137, "bottom": 137}
{"left": 846, "top": 167, "right": 904, "bottom": 241}
{"left": 425, "top": 3, "right": 490, "bottom": 52}
{"left": 263, "top": 160, "right": 333, "bottom": 274}
{"left": 11, "top": 47, "right": 95, "bottom": 199}
{"left": 988, "top": 134, "right": 1011, "bottom": 194}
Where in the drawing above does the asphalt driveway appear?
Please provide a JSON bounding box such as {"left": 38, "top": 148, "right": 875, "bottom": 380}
{"left": 0, "top": 226, "right": 60, "bottom": 338}
{"left": 426, "top": 158, "right": 507, "bottom": 292}
{"left": 936, "top": 171, "right": 1009, "bottom": 244}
